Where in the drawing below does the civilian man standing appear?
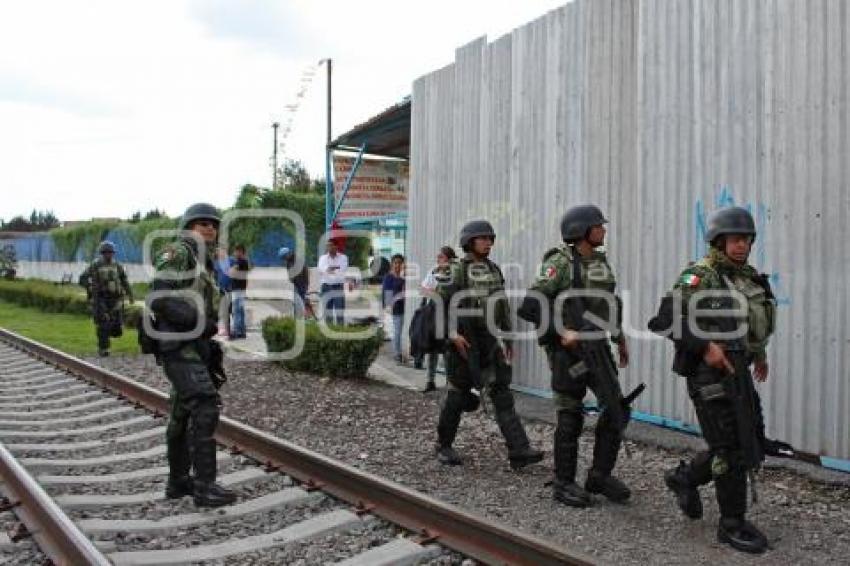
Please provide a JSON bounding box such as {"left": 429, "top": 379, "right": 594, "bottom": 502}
{"left": 228, "top": 244, "right": 250, "bottom": 339}
{"left": 318, "top": 240, "right": 349, "bottom": 326}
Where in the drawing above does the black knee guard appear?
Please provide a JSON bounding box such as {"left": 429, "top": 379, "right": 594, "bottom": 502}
{"left": 554, "top": 409, "right": 584, "bottom": 483}
{"left": 189, "top": 397, "right": 220, "bottom": 483}
{"left": 437, "top": 390, "right": 466, "bottom": 447}
{"left": 590, "top": 408, "right": 623, "bottom": 476}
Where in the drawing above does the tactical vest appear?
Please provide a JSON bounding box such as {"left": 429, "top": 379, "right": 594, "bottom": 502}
{"left": 184, "top": 247, "right": 220, "bottom": 323}
{"left": 725, "top": 274, "right": 776, "bottom": 356}
{"left": 94, "top": 262, "right": 122, "bottom": 297}
{"left": 166, "top": 244, "right": 220, "bottom": 362}
{"left": 549, "top": 246, "right": 620, "bottom": 332}
{"left": 453, "top": 257, "right": 508, "bottom": 330}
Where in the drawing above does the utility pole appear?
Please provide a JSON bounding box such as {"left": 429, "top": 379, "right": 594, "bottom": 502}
{"left": 272, "top": 122, "right": 280, "bottom": 190}
{"left": 323, "top": 58, "right": 333, "bottom": 229}
{"left": 326, "top": 58, "right": 332, "bottom": 145}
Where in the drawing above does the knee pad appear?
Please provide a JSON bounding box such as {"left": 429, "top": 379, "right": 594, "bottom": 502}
{"left": 488, "top": 385, "right": 514, "bottom": 413}
{"left": 189, "top": 398, "right": 220, "bottom": 439}
{"left": 596, "top": 407, "right": 625, "bottom": 438}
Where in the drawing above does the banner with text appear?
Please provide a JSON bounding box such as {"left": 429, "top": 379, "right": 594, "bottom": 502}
{"left": 332, "top": 155, "right": 408, "bottom": 221}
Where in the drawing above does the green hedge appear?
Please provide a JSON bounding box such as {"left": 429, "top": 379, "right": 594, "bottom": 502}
{"left": 50, "top": 221, "right": 120, "bottom": 261}
{"left": 0, "top": 279, "right": 141, "bottom": 328}
{"left": 49, "top": 217, "right": 178, "bottom": 262}
{"left": 261, "top": 316, "right": 382, "bottom": 379}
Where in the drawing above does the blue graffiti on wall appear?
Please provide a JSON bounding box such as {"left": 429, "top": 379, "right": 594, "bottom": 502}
{"left": 695, "top": 186, "right": 791, "bottom": 306}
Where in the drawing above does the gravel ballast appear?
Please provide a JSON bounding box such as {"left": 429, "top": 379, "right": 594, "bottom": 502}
{"left": 80, "top": 353, "right": 850, "bottom": 565}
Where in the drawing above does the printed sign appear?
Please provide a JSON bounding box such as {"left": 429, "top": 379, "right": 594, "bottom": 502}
{"left": 332, "top": 155, "right": 408, "bottom": 220}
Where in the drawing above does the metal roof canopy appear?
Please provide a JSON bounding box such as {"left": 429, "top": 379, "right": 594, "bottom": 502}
{"left": 325, "top": 98, "right": 411, "bottom": 229}
{"left": 328, "top": 98, "right": 411, "bottom": 159}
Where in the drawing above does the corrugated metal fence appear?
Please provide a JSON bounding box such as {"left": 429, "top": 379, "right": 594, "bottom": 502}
{"left": 409, "top": 0, "right": 850, "bottom": 461}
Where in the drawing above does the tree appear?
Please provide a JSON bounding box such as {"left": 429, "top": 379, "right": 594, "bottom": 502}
{"left": 235, "top": 184, "right": 264, "bottom": 208}
{"left": 282, "top": 159, "right": 311, "bottom": 191}
{"left": 0, "top": 209, "right": 59, "bottom": 232}
{"left": 143, "top": 208, "right": 166, "bottom": 220}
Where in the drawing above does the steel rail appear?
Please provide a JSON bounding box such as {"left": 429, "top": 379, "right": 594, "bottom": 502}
{"left": 0, "top": 328, "right": 596, "bottom": 566}
{"left": 0, "top": 443, "right": 110, "bottom": 565}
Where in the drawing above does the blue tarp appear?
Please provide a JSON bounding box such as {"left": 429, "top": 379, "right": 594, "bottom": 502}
{"left": 0, "top": 230, "right": 298, "bottom": 267}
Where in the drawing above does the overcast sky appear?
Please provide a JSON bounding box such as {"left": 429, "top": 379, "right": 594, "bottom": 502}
{"left": 0, "top": 0, "right": 566, "bottom": 222}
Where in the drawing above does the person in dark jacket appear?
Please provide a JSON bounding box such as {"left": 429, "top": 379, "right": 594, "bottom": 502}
{"left": 414, "top": 245, "right": 456, "bottom": 391}
{"left": 382, "top": 254, "right": 406, "bottom": 363}
{"left": 279, "top": 247, "right": 315, "bottom": 319}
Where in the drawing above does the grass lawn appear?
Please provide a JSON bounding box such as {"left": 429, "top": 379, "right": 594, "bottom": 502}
{"left": 0, "top": 299, "right": 139, "bottom": 355}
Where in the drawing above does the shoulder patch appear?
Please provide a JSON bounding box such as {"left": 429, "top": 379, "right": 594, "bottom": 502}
{"left": 680, "top": 273, "right": 701, "bottom": 287}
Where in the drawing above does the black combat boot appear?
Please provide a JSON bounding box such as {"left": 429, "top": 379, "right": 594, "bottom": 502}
{"left": 553, "top": 410, "right": 591, "bottom": 508}
{"left": 422, "top": 380, "right": 437, "bottom": 393}
{"left": 166, "top": 434, "right": 192, "bottom": 499}
{"left": 436, "top": 390, "right": 465, "bottom": 466}
{"left": 192, "top": 440, "right": 236, "bottom": 507}
{"left": 664, "top": 460, "right": 703, "bottom": 519}
{"left": 585, "top": 470, "right": 631, "bottom": 503}
{"left": 585, "top": 413, "right": 630, "bottom": 503}
{"left": 165, "top": 476, "right": 194, "bottom": 499}
{"left": 436, "top": 445, "right": 463, "bottom": 465}
{"left": 717, "top": 517, "right": 768, "bottom": 554}
{"left": 193, "top": 481, "right": 236, "bottom": 507}
{"left": 492, "top": 389, "right": 543, "bottom": 470}
{"left": 191, "top": 404, "right": 236, "bottom": 508}
{"left": 553, "top": 480, "right": 592, "bottom": 508}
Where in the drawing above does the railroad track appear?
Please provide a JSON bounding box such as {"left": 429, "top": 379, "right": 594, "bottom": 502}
{"left": 0, "top": 328, "right": 594, "bottom": 565}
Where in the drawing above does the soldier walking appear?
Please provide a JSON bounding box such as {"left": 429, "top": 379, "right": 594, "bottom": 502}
{"left": 434, "top": 220, "right": 544, "bottom": 470}
{"left": 79, "top": 240, "right": 133, "bottom": 357}
{"left": 148, "top": 203, "right": 236, "bottom": 507}
{"left": 648, "top": 206, "right": 775, "bottom": 554}
{"left": 521, "top": 205, "right": 631, "bottom": 507}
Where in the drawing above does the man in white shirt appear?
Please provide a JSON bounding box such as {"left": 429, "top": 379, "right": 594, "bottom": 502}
{"left": 317, "top": 240, "right": 349, "bottom": 325}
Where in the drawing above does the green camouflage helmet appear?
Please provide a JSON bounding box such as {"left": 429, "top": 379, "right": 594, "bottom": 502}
{"left": 98, "top": 240, "right": 116, "bottom": 254}
{"left": 705, "top": 206, "right": 756, "bottom": 244}
{"left": 180, "top": 203, "right": 221, "bottom": 230}
{"left": 560, "top": 204, "right": 607, "bottom": 242}
{"left": 459, "top": 219, "right": 496, "bottom": 251}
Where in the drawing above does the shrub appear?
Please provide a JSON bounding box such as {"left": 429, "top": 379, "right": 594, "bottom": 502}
{"left": 50, "top": 221, "right": 120, "bottom": 261}
{"left": 261, "top": 316, "right": 382, "bottom": 379}
{"left": 0, "top": 278, "right": 140, "bottom": 328}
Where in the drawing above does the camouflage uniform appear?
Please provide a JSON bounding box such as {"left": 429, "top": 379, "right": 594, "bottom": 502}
{"left": 435, "top": 252, "right": 542, "bottom": 469}
{"left": 650, "top": 206, "right": 775, "bottom": 553}
{"left": 150, "top": 228, "right": 232, "bottom": 506}
{"left": 529, "top": 244, "right": 629, "bottom": 504}
{"left": 80, "top": 253, "right": 132, "bottom": 354}
{"left": 654, "top": 248, "right": 775, "bottom": 522}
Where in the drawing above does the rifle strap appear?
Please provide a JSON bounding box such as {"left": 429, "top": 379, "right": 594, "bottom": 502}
{"left": 748, "top": 470, "right": 759, "bottom": 505}
{"left": 569, "top": 246, "right": 583, "bottom": 291}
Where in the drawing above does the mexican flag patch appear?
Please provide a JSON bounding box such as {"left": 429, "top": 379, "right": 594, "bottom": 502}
{"left": 680, "top": 273, "right": 701, "bottom": 287}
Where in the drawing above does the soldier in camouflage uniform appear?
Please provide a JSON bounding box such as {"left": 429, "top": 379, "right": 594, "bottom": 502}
{"left": 149, "top": 203, "right": 235, "bottom": 508}
{"left": 648, "top": 206, "right": 775, "bottom": 554}
{"left": 79, "top": 241, "right": 133, "bottom": 357}
{"left": 524, "top": 205, "right": 631, "bottom": 507}
{"left": 434, "top": 220, "right": 544, "bottom": 470}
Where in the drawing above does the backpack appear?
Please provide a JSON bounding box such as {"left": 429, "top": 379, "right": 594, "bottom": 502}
{"left": 409, "top": 298, "right": 440, "bottom": 357}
